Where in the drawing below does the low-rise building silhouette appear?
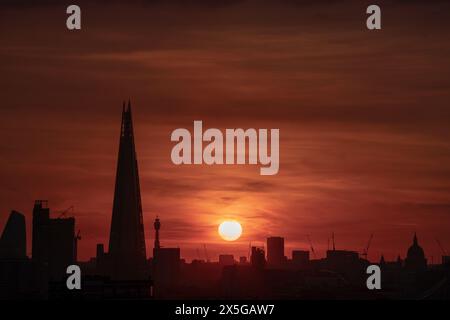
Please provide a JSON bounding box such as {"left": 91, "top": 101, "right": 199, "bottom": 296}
{"left": 219, "top": 254, "right": 235, "bottom": 266}
{"left": 267, "top": 236, "right": 285, "bottom": 267}
{"left": 292, "top": 250, "right": 310, "bottom": 268}
{"left": 251, "top": 246, "right": 266, "bottom": 269}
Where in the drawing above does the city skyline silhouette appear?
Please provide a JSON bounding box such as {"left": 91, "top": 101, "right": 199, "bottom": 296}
{"left": 1, "top": 2, "right": 450, "bottom": 301}
{"left": 0, "top": 97, "right": 450, "bottom": 264}
{"left": 0, "top": 104, "right": 449, "bottom": 265}
{"left": 1, "top": 103, "right": 449, "bottom": 300}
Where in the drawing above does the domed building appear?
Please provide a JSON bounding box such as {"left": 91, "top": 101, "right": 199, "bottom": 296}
{"left": 405, "top": 233, "right": 427, "bottom": 272}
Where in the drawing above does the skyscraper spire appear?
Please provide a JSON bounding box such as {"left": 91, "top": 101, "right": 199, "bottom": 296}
{"left": 108, "top": 102, "right": 147, "bottom": 280}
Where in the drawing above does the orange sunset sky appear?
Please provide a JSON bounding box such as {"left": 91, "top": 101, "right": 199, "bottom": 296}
{"left": 1, "top": 1, "right": 450, "bottom": 263}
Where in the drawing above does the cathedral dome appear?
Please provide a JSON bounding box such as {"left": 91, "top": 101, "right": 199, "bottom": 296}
{"left": 407, "top": 233, "right": 425, "bottom": 260}
{"left": 405, "top": 233, "right": 427, "bottom": 271}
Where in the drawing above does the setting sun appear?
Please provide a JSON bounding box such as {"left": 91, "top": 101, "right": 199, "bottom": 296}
{"left": 218, "top": 220, "right": 242, "bottom": 241}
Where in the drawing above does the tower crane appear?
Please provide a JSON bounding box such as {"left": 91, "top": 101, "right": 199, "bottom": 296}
{"left": 57, "top": 205, "right": 74, "bottom": 219}
{"left": 307, "top": 235, "right": 316, "bottom": 259}
{"left": 436, "top": 238, "right": 448, "bottom": 256}
{"left": 362, "top": 233, "right": 374, "bottom": 260}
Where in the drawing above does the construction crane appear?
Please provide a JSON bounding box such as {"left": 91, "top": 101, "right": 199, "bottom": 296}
{"left": 436, "top": 238, "right": 448, "bottom": 256}
{"left": 57, "top": 205, "right": 74, "bottom": 219}
{"left": 362, "top": 233, "right": 374, "bottom": 260}
{"left": 306, "top": 235, "right": 316, "bottom": 259}
{"left": 203, "top": 244, "right": 210, "bottom": 263}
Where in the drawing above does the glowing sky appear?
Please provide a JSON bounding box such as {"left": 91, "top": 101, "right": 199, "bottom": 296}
{"left": 1, "top": 1, "right": 450, "bottom": 263}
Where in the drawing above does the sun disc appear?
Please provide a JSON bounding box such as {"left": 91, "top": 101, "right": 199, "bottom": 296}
{"left": 218, "top": 220, "right": 242, "bottom": 241}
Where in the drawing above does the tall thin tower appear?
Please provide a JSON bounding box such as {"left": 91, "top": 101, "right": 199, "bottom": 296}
{"left": 154, "top": 217, "right": 161, "bottom": 251}
{"left": 153, "top": 217, "right": 161, "bottom": 260}
{"left": 108, "top": 101, "right": 147, "bottom": 279}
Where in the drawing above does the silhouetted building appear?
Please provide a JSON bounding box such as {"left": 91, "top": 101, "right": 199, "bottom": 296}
{"left": 49, "top": 276, "right": 152, "bottom": 300}
{"left": 153, "top": 248, "right": 180, "bottom": 298}
{"left": 379, "top": 254, "right": 402, "bottom": 271}
{"left": 251, "top": 247, "right": 266, "bottom": 269}
{"left": 325, "top": 249, "right": 365, "bottom": 283}
{"left": 0, "top": 210, "right": 26, "bottom": 259}
{"left": 48, "top": 218, "right": 76, "bottom": 280}
{"left": 0, "top": 210, "right": 36, "bottom": 298}
{"left": 219, "top": 254, "right": 235, "bottom": 266}
{"left": 405, "top": 233, "right": 427, "bottom": 272}
{"left": 96, "top": 243, "right": 104, "bottom": 258}
{"left": 292, "top": 250, "right": 309, "bottom": 267}
{"left": 267, "top": 237, "right": 284, "bottom": 267}
{"left": 443, "top": 256, "right": 450, "bottom": 267}
{"left": 32, "top": 200, "right": 50, "bottom": 263}
{"left": 239, "top": 256, "right": 247, "bottom": 264}
{"left": 108, "top": 102, "right": 147, "bottom": 280}
{"left": 32, "top": 200, "right": 76, "bottom": 280}
{"left": 151, "top": 216, "right": 181, "bottom": 297}
{"left": 221, "top": 265, "right": 266, "bottom": 299}
{"left": 326, "top": 249, "right": 359, "bottom": 263}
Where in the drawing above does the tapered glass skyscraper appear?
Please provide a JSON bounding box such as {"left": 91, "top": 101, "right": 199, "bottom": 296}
{"left": 108, "top": 101, "right": 147, "bottom": 279}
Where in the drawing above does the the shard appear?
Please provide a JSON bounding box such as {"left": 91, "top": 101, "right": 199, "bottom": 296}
{"left": 108, "top": 101, "right": 147, "bottom": 279}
